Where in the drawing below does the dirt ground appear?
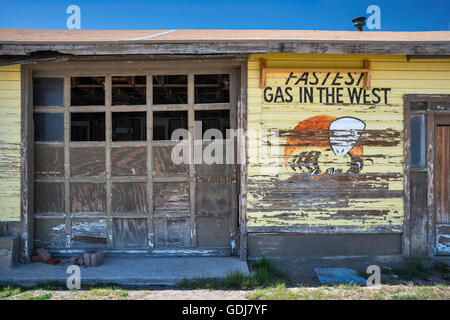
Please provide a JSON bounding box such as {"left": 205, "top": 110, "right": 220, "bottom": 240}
{"left": 2, "top": 283, "right": 449, "bottom": 300}
{"left": 2, "top": 256, "right": 449, "bottom": 300}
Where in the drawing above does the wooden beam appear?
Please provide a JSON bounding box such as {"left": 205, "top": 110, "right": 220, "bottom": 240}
{"left": 259, "top": 59, "right": 372, "bottom": 89}
{"left": 1, "top": 41, "right": 449, "bottom": 57}
{"left": 363, "top": 60, "right": 371, "bottom": 90}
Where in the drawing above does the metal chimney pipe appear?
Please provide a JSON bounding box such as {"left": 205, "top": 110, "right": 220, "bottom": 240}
{"left": 352, "top": 16, "right": 367, "bottom": 31}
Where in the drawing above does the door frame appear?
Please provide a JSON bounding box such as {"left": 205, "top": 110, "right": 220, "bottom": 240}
{"left": 404, "top": 94, "right": 450, "bottom": 257}
{"left": 19, "top": 56, "right": 249, "bottom": 262}
{"left": 433, "top": 117, "right": 450, "bottom": 255}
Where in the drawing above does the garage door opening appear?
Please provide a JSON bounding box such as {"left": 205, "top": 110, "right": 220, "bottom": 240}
{"left": 32, "top": 67, "right": 239, "bottom": 256}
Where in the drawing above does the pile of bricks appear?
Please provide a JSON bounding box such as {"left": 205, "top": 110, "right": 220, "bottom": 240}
{"left": 70, "top": 250, "right": 104, "bottom": 267}
{"left": 31, "top": 248, "right": 59, "bottom": 265}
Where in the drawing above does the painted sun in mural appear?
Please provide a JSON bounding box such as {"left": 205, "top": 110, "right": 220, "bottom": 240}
{"left": 284, "top": 115, "right": 372, "bottom": 175}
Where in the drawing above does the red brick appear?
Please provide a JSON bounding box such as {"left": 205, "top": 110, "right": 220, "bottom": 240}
{"left": 37, "top": 248, "right": 51, "bottom": 261}
{"left": 89, "top": 250, "right": 104, "bottom": 266}
{"left": 31, "top": 255, "right": 43, "bottom": 262}
{"left": 44, "top": 258, "right": 59, "bottom": 265}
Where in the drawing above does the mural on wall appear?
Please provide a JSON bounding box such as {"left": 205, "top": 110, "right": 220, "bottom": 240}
{"left": 284, "top": 115, "right": 373, "bottom": 176}
{"left": 246, "top": 54, "right": 407, "bottom": 233}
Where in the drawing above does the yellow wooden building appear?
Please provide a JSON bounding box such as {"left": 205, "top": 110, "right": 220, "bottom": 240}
{"left": 0, "top": 29, "right": 449, "bottom": 267}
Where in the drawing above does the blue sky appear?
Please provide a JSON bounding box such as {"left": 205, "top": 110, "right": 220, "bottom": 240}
{"left": 0, "top": 0, "right": 449, "bottom": 31}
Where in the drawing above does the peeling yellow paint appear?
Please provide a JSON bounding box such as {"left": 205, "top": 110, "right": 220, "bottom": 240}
{"left": 247, "top": 53, "right": 450, "bottom": 233}
{"left": 0, "top": 65, "right": 21, "bottom": 221}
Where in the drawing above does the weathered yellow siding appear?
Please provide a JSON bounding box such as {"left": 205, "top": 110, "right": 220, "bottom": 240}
{"left": 247, "top": 53, "right": 450, "bottom": 233}
{"left": 0, "top": 65, "right": 21, "bottom": 221}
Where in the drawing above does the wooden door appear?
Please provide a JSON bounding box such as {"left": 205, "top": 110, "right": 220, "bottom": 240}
{"left": 435, "top": 125, "right": 450, "bottom": 255}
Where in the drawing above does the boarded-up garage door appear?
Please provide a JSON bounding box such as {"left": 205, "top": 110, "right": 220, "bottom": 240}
{"left": 32, "top": 70, "right": 238, "bottom": 255}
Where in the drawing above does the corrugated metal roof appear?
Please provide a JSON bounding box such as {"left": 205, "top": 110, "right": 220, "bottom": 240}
{"left": 1, "top": 28, "right": 449, "bottom": 44}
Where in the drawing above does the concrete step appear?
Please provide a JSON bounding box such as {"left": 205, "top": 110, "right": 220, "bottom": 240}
{"left": 0, "top": 257, "right": 250, "bottom": 287}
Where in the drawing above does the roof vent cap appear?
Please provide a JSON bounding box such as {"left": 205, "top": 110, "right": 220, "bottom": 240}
{"left": 352, "top": 16, "right": 367, "bottom": 31}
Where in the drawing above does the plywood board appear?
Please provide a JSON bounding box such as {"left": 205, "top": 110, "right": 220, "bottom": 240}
{"left": 154, "top": 217, "right": 191, "bottom": 248}
{"left": 34, "top": 182, "right": 65, "bottom": 214}
{"left": 153, "top": 182, "right": 189, "bottom": 212}
{"left": 111, "top": 147, "right": 147, "bottom": 176}
{"left": 112, "top": 218, "right": 148, "bottom": 248}
{"left": 153, "top": 145, "right": 189, "bottom": 176}
{"left": 197, "top": 217, "right": 230, "bottom": 247}
{"left": 70, "top": 182, "right": 106, "bottom": 213}
{"left": 111, "top": 182, "right": 147, "bottom": 213}
{"left": 70, "top": 147, "right": 106, "bottom": 177}
{"left": 35, "top": 146, "right": 64, "bottom": 177}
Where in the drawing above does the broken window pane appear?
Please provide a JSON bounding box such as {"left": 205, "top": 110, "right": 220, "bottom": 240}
{"left": 431, "top": 102, "right": 450, "bottom": 110}
{"left": 410, "top": 114, "right": 426, "bottom": 169}
{"left": 112, "top": 76, "right": 146, "bottom": 105}
{"left": 34, "top": 113, "right": 64, "bottom": 142}
{"left": 195, "top": 110, "right": 230, "bottom": 138}
{"left": 71, "top": 77, "right": 105, "bottom": 106}
{"left": 71, "top": 112, "right": 105, "bottom": 141}
{"left": 410, "top": 101, "right": 428, "bottom": 111}
{"left": 112, "top": 112, "right": 147, "bottom": 141}
{"left": 153, "top": 111, "right": 188, "bottom": 140}
{"left": 33, "top": 78, "right": 64, "bottom": 107}
{"left": 153, "top": 75, "right": 187, "bottom": 105}
{"left": 195, "top": 74, "right": 230, "bottom": 104}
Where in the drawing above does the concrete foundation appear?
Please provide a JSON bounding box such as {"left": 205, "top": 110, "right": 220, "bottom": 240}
{"left": 0, "top": 236, "right": 20, "bottom": 272}
{"left": 248, "top": 233, "right": 403, "bottom": 260}
{"left": 0, "top": 256, "right": 250, "bottom": 286}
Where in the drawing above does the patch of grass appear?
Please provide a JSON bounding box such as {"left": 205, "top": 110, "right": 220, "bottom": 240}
{"left": 78, "top": 285, "right": 129, "bottom": 300}
{"left": 310, "top": 287, "right": 328, "bottom": 300}
{"left": 382, "top": 259, "right": 426, "bottom": 280}
{"left": 373, "top": 292, "right": 385, "bottom": 300}
{"left": 178, "top": 257, "right": 288, "bottom": 290}
{"left": 390, "top": 294, "right": 419, "bottom": 300}
{"left": 0, "top": 285, "right": 22, "bottom": 298}
{"left": 435, "top": 261, "right": 449, "bottom": 272}
{"left": 435, "top": 261, "right": 450, "bottom": 279}
{"left": 118, "top": 289, "right": 128, "bottom": 297}
{"left": 251, "top": 257, "right": 288, "bottom": 286}
{"left": 389, "top": 286, "right": 442, "bottom": 300}
{"left": 333, "top": 283, "right": 361, "bottom": 291}
{"left": 34, "top": 280, "right": 66, "bottom": 290}
{"left": 248, "top": 283, "right": 299, "bottom": 300}
{"left": 26, "top": 292, "right": 52, "bottom": 300}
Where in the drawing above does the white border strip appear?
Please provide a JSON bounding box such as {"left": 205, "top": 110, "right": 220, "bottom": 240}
{"left": 129, "top": 29, "right": 177, "bottom": 41}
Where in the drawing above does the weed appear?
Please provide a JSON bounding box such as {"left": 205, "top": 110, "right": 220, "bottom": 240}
{"left": 178, "top": 257, "right": 288, "bottom": 290}
{"left": 26, "top": 292, "right": 52, "bottom": 300}
{"left": 248, "top": 283, "right": 298, "bottom": 300}
{"left": 382, "top": 259, "right": 426, "bottom": 280}
{"left": 435, "top": 261, "right": 450, "bottom": 274}
{"left": 390, "top": 294, "right": 419, "bottom": 300}
{"left": 0, "top": 285, "right": 22, "bottom": 298}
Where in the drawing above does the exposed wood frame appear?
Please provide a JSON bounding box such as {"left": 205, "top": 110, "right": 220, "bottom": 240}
{"left": 258, "top": 59, "right": 372, "bottom": 90}
{"left": 24, "top": 57, "right": 244, "bottom": 257}
{"left": 19, "top": 66, "right": 34, "bottom": 263}
{"left": 1, "top": 41, "right": 449, "bottom": 59}
{"left": 238, "top": 60, "right": 248, "bottom": 260}
{"left": 404, "top": 94, "right": 450, "bottom": 258}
